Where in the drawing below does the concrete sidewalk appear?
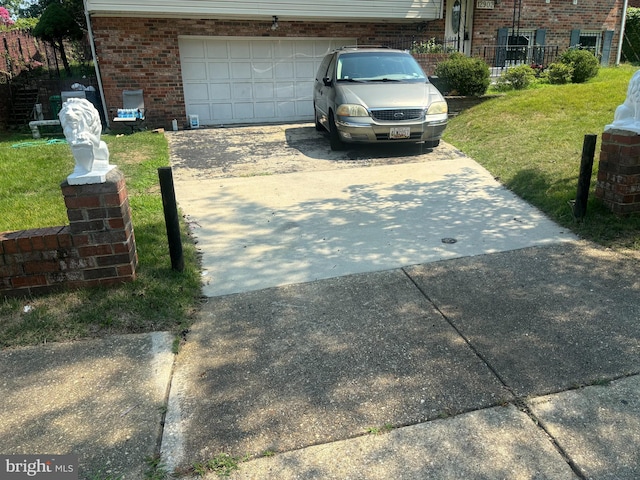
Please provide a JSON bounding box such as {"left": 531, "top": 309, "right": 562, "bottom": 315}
{"left": 0, "top": 333, "right": 175, "bottom": 479}
{"left": 2, "top": 244, "right": 638, "bottom": 479}
{"left": 161, "top": 242, "right": 640, "bottom": 479}
{"left": 1, "top": 126, "right": 639, "bottom": 479}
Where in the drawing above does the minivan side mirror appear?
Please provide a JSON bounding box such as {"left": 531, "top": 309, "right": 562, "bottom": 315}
{"left": 323, "top": 77, "right": 332, "bottom": 87}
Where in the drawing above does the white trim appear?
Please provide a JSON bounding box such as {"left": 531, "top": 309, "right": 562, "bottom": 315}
{"left": 617, "top": 0, "right": 628, "bottom": 65}
{"left": 84, "top": 0, "right": 109, "bottom": 128}
{"left": 86, "top": 0, "right": 444, "bottom": 21}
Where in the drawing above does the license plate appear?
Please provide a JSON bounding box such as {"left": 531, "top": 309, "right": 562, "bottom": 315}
{"left": 389, "top": 127, "right": 410, "bottom": 139}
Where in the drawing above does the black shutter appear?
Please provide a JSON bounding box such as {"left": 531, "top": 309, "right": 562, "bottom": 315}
{"left": 534, "top": 29, "right": 546, "bottom": 65}
{"left": 496, "top": 27, "right": 509, "bottom": 67}
{"left": 601, "top": 30, "right": 614, "bottom": 66}
{"left": 570, "top": 29, "right": 581, "bottom": 48}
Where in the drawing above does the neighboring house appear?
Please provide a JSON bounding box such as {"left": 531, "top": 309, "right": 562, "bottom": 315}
{"left": 84, "top": 0, "right": 626, "bottom": 129}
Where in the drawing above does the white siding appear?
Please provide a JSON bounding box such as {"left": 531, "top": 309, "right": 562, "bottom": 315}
{"left": 86, "top": 0, "right": 444, "bottom": 21}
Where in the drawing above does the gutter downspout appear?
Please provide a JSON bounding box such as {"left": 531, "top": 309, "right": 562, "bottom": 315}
{"left": 83, "top": 0, "right": 109, "bottom": 129}
{"left": 617, "top": 0, "right": 629, "bottom": 65}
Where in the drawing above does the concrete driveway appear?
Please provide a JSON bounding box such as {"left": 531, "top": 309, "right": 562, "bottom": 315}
{"left": 168, "top": 123, "right": 577, "bottom": 297}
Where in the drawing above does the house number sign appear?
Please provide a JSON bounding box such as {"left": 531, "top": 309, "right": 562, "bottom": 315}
{"left": 477, "top": 0, "right": 495, "bottom": 8}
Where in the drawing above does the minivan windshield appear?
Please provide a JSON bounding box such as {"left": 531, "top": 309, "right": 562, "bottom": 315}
{"left": 336, "top": 52, "right": 427, "bottom": 82}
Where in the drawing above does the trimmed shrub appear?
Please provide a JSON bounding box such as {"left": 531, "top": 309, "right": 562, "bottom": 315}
{"left": 434, "top": 53, "right": 490, "bottom": 96}
{"left": 622, "top": 7, "right": 640, "bottom": 63}
{"left": 560, "top": 48, "right": 599, "bottom": 83}
{"left": 546, "top": 62, "right": 574, "bottom": 84}
{"left": 495, "top": 64, "right": 536, "bottom": 91}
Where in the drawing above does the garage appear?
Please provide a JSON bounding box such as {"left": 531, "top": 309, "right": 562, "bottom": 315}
{"left": 178, "top": 37, "right": 356, "bottom": 126}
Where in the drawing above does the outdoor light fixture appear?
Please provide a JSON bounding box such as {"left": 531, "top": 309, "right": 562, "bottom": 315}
{"left": 271, "top": 16, "right": 278, "bottom": 30}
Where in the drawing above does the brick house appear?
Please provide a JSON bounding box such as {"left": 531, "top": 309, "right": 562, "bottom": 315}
{"left": 84, "top": 0, "right": 626, "bottom": 129}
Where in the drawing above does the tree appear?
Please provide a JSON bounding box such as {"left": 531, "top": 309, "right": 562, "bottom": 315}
{"left": 0, "top": 6, "right": 15, "bottom": 26}
{"left": 623, "top": 7, "right": 640, "bottom": 63}
{"left": 32, "top": 2, "right": 83, "bottom": 76}
{"left": 20, "top": 0, "right": 85, "bottom": 28}
{"left": 1, "top": 0, "right": 23, "bottom": 17}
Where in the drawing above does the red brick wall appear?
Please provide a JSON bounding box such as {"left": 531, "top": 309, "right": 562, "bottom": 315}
{"left": 414, "top": 53, "right": 450, "bottom": 76}
{"left": 596, "top": 130, "right": 640, "bottom": 215}
{"left": 472, "top": 0, "right": 624, "bottom": 57}
{"left": 90, "top": 3, "right": 623, "bottom": 128}
{"left": 1, "top": 30, "right": 43, "bottom": 77}
{"left": 90, "top": 17, "right": 438, "bottom": 129}
{"left": 1, "top": 169, "right": 137, "bottom": 298}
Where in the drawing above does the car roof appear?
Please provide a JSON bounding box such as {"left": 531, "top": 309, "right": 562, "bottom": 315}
{"left": 332, "top": 46, "right": 408, "bottom": 55}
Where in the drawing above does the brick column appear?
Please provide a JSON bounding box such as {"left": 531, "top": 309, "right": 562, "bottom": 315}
{"left": 61, "top": 168, "right": 137, "bottom": 287}
{"left": 596, "top": 129, "right": 640, "bottom": 215}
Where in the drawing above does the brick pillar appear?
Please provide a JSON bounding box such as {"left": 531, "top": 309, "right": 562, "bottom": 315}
{"left": 596, "top": 129, "right": 640, "bottom": 215}
{"left": 61, "top": 168, "right": 137, "bottom": 286}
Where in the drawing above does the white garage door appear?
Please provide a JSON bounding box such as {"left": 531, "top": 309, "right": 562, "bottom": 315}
{"left": 178, "top": 37, "right": 355, "bottom": 125}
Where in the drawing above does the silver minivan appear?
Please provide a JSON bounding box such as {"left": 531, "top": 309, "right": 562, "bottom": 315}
{"left": 313, "top": 47, "right": 448, "bottom": 151}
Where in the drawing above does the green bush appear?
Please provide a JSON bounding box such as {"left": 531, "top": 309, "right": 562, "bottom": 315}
{"left": 622, "top": 7, "right": 640, "bottom": 63}
{"left": 495, "top": 64, "right": 536, "bottom": 91}
{"left": 411, "top": 38, "right": 445, "bottom": 54}
{"left": 560, "top": 48, "right": 599, "bottom": 83}
{"left": 546, "top": 62, "right": 574, "bottom": 84}
{"left": 434, "top": 53, "right": 490, "bottom": 96}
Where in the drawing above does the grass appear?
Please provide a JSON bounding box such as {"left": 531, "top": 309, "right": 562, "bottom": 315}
{"left": 365, "top": 423, "right": 394, "bottom": 435}
{"left": 192, "top": 453, "right": 247, "bottom": 477}
{"left": 144, "top": 455, "right": 169, "bottom": 480}
{"left": 0, "top": 131, "right": 202, "bottom": 348}
{"left": 443, "top": 64, "right": 640, "bottom": 250}
{"left": 2, "top": 66, "right": 639, "bottom": 347}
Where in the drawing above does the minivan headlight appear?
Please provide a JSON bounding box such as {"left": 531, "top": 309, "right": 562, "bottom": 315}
{"left": 426, "top": 101, "right": 448, "bottom": 115}
{"left": 336, "top": 104, "right": 369, "bottom": 117}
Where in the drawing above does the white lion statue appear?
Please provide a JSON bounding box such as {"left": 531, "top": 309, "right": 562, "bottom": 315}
{"left": 59, "top": 98, "right": 114, "bottom": 185}
{"left": 605, "top": 69, "right": 640, "bottom": 134}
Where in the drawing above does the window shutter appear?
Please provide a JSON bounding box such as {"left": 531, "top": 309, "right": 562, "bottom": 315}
{"left": 570, "top": 29, "right": 581, "bottom": 47}
{"left": 534, "top": 29, "right": 546, "bottom": 65}
{"left": 601, "top": 30, "right": 614, "bottom": 66}
{"left": 496, "top": 27, "right": 509, "bottom": 67}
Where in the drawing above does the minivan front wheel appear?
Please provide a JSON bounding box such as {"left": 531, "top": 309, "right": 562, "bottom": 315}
{"left": 329, "top": 114, "right": 344, "bottom": 151}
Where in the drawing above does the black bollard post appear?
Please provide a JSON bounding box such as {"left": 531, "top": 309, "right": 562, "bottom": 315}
{"left": 574, "top": 134, "right": 597, "bottom": 221}
{"left": 158, "top": 167, "right": 184, "bottom": 272}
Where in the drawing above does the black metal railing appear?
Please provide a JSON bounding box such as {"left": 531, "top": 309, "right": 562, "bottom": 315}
{"left": 477, "top": 45, "right": 560, "bottom": 69}
{"left": 382, "top": 36, "right": 459, "bottom": 54}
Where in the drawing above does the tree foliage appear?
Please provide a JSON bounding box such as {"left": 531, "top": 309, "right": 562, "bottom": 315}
{"left": 0, "top": 6, "right": 14, "bottom": 26}
{"left": 1, "top": 0, "right": 23, "bottom": 17}
{"left": 623, "top": 7, "right": 640, "bottom": 63}
{"left": 32, "top": 2, "right": 84, "bottom": 75}
{"left": 21, "top": 0, "right": 85, "bottom": 28}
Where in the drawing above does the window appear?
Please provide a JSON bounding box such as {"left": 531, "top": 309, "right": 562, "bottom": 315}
{"left": 506, "top": 30, "right": 535, "bottom": 64}
{"left": 577, "top": 31, "right": 602, "bottom": 56}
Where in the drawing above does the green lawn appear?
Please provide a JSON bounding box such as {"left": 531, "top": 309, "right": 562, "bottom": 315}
{"left": 443, "top": 64, "right": 640, "bottom": 250}
{"left": 0, "top": 132, "right": 202, "bottom": 348}
{"left": 2, "top": 65, "right": 639, "bottom": 347}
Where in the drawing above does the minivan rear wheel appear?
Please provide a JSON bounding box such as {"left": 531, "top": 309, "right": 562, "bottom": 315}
{"left": 329, "top": 114, "right": 344, "bottom": 151}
